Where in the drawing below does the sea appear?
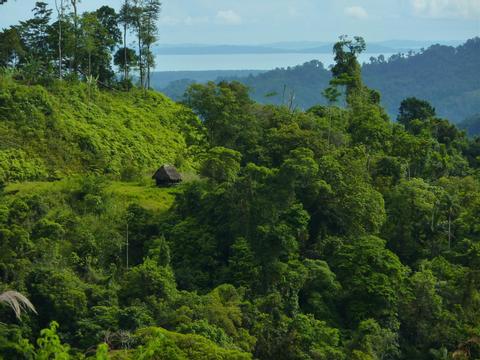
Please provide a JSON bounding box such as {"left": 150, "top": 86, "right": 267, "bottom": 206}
{"left": 154, "top": 53, "right": 395, "bottom": 71}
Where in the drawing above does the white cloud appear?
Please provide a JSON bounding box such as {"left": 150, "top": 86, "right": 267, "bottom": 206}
{"left": 216, "top": 10, "right": 243, "bottom": 25}
{"left": 411, "top": 0, "right": 480, "bottom": 19}
{"left": 344, "top": 6, "right": 369, "bottom": 19}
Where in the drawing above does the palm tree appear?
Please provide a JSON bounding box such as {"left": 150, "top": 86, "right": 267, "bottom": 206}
{"left": 0, "top": 290, "right": 37, "bottom": 319}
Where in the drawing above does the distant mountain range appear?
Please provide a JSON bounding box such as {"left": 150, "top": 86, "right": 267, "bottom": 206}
{"left": 154, "top": 38, "right": 480, "bottom": 125}
{"left": 150, "top": 70, "right": 266, "bottom": 89}
{"left": 153, "top": 40, "right": 464, "bottom": 55}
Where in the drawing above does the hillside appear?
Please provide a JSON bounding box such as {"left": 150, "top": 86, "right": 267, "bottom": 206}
{"left": 362, "top": 38, "right": 480, "bottom": 122}
{"left": 0, "top": 76, "right": 204, "bottom": 183}
{"left": 160, "top": 38, "right": 480, "bottom": 123}
{"left": 3, "top": 0, "right": 480, "bottom": 358}
{"left": 3, "top": 55, "right": 480, "bottom": 358}
{"left": 2, "top": 35, "right": 480, "bottom": 360}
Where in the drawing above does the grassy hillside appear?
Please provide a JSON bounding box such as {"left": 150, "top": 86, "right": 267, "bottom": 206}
{"left": 0, "top": 76, "right": 205, "bottom": 183}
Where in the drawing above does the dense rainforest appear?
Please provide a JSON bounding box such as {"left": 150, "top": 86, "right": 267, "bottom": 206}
{"left": 2, "top": 2, "right": 480, "bottom": 360}
{"left": 160, "top": 38, "right": 480, "bottom": 126}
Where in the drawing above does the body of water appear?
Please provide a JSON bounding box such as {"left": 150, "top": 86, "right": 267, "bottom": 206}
{"left": 154, "top": 53, "right": 394, "bottom": 71}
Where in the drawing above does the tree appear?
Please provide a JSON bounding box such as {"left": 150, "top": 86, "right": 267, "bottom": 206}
{"left": 120, "top": 258, "right": 177, "bottom": 304}
{"left": 17, "top": 2, "right": 53, "bottom": 78}
{"left": 299, "top": 259, "right": 341, "bottom": 324}
{"left": 329, "top": 35, "right": 366, "bottom": 104}
{"left": 184, "top": 81, "right": 255, "bottom": 147}
{"left": 94, "top": 6, "right": 121, "bottom": 84}
{"left": 141, "top": 0, "right": 161, "bottom": 89}
{"left": 54, "top": 0, "right": 67, "bottom": 79}
{"left": 348, "top": 319, "right": 400, "bottom": 360}
{"left": 0, "top": 27, "right": 24, "bottom": 67}
{"left": 69, "top": 0, "right": 81, "bottom": 75}
{"left": 383, "top": 178, "right": 438, "bottom": 265}
{"left": 398, "top": 97, "right": 436, "bottom": 128}
{"left": 228, "top": 237, "right": 260, "bottom": 288}
{"left": 114, "top": 47, "right": 138, "bottom": 80}
{"left": 200, "top": 147, "right": 242, "bottom": 183}
{"left": 322, "top": 86, "right": 341, "bottom": 144}
{"left": 80, "top": 12, "right": 97, "bottom": 78}
{"left": 79, "top": 7, "right": 120, "bottom": 84}
{"left": 330, "top": 236, "right": 408, "bottom": 325}
{"left": 119, "top": 0, "right": 133, "bottom": 82}
{"left": 130, "top": 0, "right": 146, "bottom": 88}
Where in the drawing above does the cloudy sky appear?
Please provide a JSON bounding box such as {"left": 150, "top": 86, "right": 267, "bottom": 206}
{"left": 0, "top": 0, "right": 479, "bottom": 44}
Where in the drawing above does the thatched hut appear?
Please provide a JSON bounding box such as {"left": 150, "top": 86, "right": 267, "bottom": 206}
{"left": 152, "top": 165, "right": 182, "bottom": 186}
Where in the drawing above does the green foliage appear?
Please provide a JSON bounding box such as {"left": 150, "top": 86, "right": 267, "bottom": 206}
{"left": 0, "top": 80, "right": 203, "bottom": 181}
{"left": 135, "top": 327, "right": 252, "bottom": 360}
{"left": 184, "top": 81, "right": 257, "bottom": 150}
{"left": 329, "top": 236, "right": 408, "bottom": 325}
{"left": 397, "top": 97, "right": 436, "bottom": 128}
{"left": 95, "top": 343, "right": 109, "bottom": 360}
{"left": 1, "top": 35, "right": 480, "bottom": 360}
{"left": 348, "top": 319, "right": 400, "bottom": 360}
{"left": 200, "top": 147, "right": 242, "bottom": 183}
{"left": 36, "top": 322, "right": 71, "bottom": 360}
{"left": 121, "top": 258, "right": 177, "bottom": 304}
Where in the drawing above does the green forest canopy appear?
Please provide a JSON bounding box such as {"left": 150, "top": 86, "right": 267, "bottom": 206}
{"left": 2, "top": 2, "right": 480, "bottom": 360}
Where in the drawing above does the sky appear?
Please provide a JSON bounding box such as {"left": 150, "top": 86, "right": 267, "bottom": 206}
{"left": 0, "top": 0, "right": 479, "bottom": 44}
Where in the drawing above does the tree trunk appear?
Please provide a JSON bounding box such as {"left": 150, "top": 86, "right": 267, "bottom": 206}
{"left": 137, "top": 17, "right": 143, "bottom": 89}
{"left": 55, "top": 0, "right": 63, "bottom": 79}
{"left": 138, "top": 35, "right": 143, "bottom": 88}
{"left": 123, "top": 0, "right": 128, "bottom": 82}
{"left": 124, "top": 22, "right": 128, "bottom": 81}
{"left": 147, "top": 44, "right": 151, "bottom": 89}
{"left": 72, "top": 0, "right": 78, "bottom": 75}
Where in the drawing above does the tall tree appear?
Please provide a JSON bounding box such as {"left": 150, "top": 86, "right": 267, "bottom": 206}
{"left": 80, "top": 12, "right": 97, "bottom": 78}
{"left": 114, "top": 47, "right": 138, "bottom": 81}
{"left": 329, "top": 35, "right": 366, "bottom": 105}
{"left": 78, "top": 7, "right": 120, "bottom": 85}
{"left": 119, "top": 0, "right": 133, "bottom": 82}
{"left": 19, "top": 2, "right": 52, "bottom": 64}
{"left": 130, "top": 0, "right": 145, "bottom": 88}
{"left": 69, "top": 0, "right": 81, "bottom": 75}
{"left": 141, "top": 0, "right": 161, "bottom": 89}
{"left": 0, "top": 27, "right": 24, "bottom": 68}
{"left": 54, "top": 0, "right": 67, "bottom": 79}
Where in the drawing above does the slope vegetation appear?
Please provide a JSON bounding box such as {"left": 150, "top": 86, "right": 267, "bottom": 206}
{"left": 0, "top": 77, "right": 204, "bottom": 183}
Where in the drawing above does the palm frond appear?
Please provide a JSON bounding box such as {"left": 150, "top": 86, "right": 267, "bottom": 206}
{"left": 0, "top": 291, "right": 37, "bottom": 319}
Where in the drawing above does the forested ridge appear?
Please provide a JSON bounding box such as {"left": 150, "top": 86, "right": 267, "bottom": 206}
{"left": 2, "top": 2, "right": 480, "bottom": 360}
{"left": 160, "top": 38, "right": 480, "bottom": 125}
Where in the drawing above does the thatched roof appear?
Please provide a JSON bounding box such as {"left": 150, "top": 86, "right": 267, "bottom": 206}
{"left": 153, "top": 165, "right": 182, "bottom": 182}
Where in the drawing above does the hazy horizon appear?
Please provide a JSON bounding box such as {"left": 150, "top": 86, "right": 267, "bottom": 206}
{"left": 1, "top": 0, "right": 478, "bottom": 45}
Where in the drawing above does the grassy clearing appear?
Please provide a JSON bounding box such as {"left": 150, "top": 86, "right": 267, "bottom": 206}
{"left": 4, "top": 178, "right": 182, "bottom": 213}
{"left": 107, "top": 181, "right": 180, "bottom": 212}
